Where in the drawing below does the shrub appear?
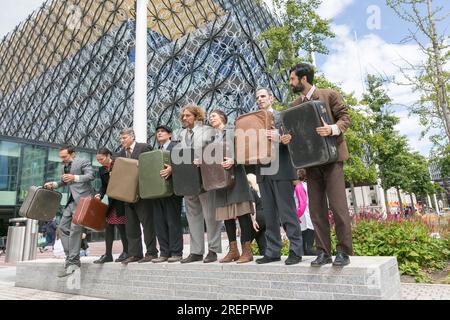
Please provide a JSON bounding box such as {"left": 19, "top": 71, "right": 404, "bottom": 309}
{"left": 252, "top": 216, "right": 449, "bottom": 283}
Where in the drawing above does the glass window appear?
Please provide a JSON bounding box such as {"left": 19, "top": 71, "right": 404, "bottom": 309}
{"left": 46, "top": 148, "right": 68, "bottom": 206}
{"left": 18, "top": 145, "right": 47, "bottom": 202}
{"left": 0, "top": 141, "right": 20, "bottom": 205}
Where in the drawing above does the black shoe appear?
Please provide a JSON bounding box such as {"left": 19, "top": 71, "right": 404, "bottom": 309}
{"left": 310, "top": 252, "right": 332, "bottom": 267}
{"left": 180, "top": 254, "right": 203, "bottom": 264}
{"left": 285, "top": 251, "right": 302, "bottom": 265}
{"left": 332, "top": 252, "right": 350, "bottom": 267}
{"left": 94, "top": 254, "right": 113, "bottom": 264}
{"left": 115, "top": 252, "right": 128, "bottom": 263}
{"left": 203, "top": 250, "right": 217, "bottom": 263}
{"left": 255, "top": 256, "right": 281, "bottom": 264}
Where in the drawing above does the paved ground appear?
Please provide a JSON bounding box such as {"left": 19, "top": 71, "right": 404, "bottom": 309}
{"left": 1, "top": 238, "right": 449, "bottom": 300}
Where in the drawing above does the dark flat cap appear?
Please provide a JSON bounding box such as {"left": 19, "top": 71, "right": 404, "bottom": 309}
{"left": 155, "top": 124, "right": 172, "bottom": 133}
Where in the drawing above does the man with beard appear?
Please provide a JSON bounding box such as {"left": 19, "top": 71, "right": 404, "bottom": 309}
{"left": 289, "top": 63, "right": 353, "bottom": 267}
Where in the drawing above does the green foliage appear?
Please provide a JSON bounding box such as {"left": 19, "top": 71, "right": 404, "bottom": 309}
{"left": 259, "top": 0, "right": 334, "bottom": 75}
{"left": 252, "top": 218, "right": 449, "bottom": 283}
{"left": 341, "top": 219, "right": 449, "bottom": 282}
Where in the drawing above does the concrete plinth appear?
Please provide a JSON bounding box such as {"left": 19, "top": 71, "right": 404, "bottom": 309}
{"left": 15, "top": 256, "right": 401, "bottom": 300}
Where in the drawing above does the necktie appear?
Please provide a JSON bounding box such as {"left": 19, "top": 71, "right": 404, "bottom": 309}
{"left": 185, "top": 129, "right": 194, "bottom": 146}
{"left": 126, "top": 147, "right": 131, "bottom": 158}
{"left": 159, "top": 145, "right": 164, "bottom": 150}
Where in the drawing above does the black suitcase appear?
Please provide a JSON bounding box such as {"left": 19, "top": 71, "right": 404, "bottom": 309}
{"left": 19, "top": 186, "right": 62, "bottom": 221}
{"left": 281, "top": 101, "right": 338, "bottom": 168}
{"left": 171, "top": 146, "right": 202, "bottom": 196}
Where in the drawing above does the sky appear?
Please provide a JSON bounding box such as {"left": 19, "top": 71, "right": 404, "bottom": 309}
{"left": 1, "top": 0, "right": 449, "bottom": 157}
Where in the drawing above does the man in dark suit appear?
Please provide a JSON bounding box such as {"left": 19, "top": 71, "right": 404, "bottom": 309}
{"left": 151, "top": 125, "right": 184, "bottom": 263}
{"left": 254, "top": 88, "right": 303, "bottom": 265}
{"left": 118, "top": 128, "right": 158, "bottom": 264}
{"left": 289, "top": 63, "right": 353, "bottom": 267}
{"left": 44, "top": 145, "right": 95, "bottom": 277}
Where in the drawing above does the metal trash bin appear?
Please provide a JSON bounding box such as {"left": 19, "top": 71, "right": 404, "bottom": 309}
{"left": 5, "top": 217, "right": 39, "bottom": 263}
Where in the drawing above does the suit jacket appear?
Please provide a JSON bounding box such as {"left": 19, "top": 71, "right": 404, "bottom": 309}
{"left": 291, "top": 88, "right": 350, "bottom": 162}
{"left": 173, "top": 124, "right": 216, "bottom": 150}
{"left": 98, "top": 165, "right": 125, "bottom": 217}
{"left": 255, "top": 109, "right": 297, "bottom": 183}
{"left": 55, "top": 157, "right": 95, "bottom": 205}
{"left": 118, "top": 142, "right": 152, "bottom": 159}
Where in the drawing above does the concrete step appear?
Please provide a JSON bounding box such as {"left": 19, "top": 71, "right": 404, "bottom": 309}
{"left": 15, "top": 255, "right": 401, "bottom": 300}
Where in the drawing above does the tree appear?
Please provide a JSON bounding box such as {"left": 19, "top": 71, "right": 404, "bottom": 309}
{"left": 386, "top": 0, "right": 450, "bottom": 145}
{"left": 402, "top": 152, "right": 435, "bottom": 214}
{"left": 361, "top": 75, "right": 402, "bottom": 212}
{"left": 305, "top": 76, "right": 378, "bottom": 212}
{"left": 259, "top": 0, "right": 334, "bottom": 76}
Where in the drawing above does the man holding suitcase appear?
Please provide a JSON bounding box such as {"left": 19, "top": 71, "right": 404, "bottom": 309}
{"left": 254, "top": 88, "right": 304, "bottom": 265}
{"left": 117, "top": 128, "right": 159, "bottom": 264}
{"left": 151, "top": 125, "right": 184, "bottom": 263}
{"left": 44, "top": 145, "right": 95, "bottom": 277}
{"left": 172, "top": 104, "right": 222, "bottom": 263}
{"left": 289, "top": 63, "right": 353, "bottom": 267}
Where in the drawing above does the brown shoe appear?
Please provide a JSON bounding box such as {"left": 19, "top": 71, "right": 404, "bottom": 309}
{"left": 203, "top": 250, "right": 217, "bottom": 263}
{"left": 121, "top": 256, "right": 142, "bottom": 265}
{"left": 220, "top": 241, "right": 240, "bottom": 263}
{"left": 152, "top": 256, "right": 169, "bottom": 263}
{"left": 168, "top": 256, "right": 182, "bottom": 263}
{"left": 236, "top": 241, "right": 253, "bottom": 264}
{"left": 138, "top": 255, "right": 157, "bottom": 263}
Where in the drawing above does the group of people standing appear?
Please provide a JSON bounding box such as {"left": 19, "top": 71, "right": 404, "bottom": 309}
{"left": 44, "top": 63, "right": 354, "bottom": 278}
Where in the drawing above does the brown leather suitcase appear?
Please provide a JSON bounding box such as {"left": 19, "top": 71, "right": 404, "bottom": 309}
{"left": 235, "top": 109, "right": 273, "bottom": 165}
{"left": 200, "top": 142, "right": 235, "bottom": 191}
{"left": 107, "top": 157, "right": 139, "bottom": 203}
{"left": 72, "top": 197, "right": 108, "bottom": 232}
{"left": 19, "top": 186, "right": 62, "bottom": 221}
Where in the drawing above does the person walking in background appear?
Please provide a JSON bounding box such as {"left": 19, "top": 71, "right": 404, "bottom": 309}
{"left": 295, "top": 169, "right": 317, "bottom": 256}
{"left": 93, "top": 147, "right": 128, "bottom": 264}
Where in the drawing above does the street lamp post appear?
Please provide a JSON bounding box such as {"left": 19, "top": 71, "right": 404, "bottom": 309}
{"left": 133, "top": 0, "right": 148, "bottom": 143}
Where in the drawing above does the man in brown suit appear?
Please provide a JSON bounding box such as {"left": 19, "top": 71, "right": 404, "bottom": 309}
{"left": 289, "top": 63, "right": 353, "bottom": 267}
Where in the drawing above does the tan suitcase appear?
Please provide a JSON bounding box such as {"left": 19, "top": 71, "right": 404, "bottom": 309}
{"left": 107, "top": 157, "right": 139, "bottom": 203}
{"left": 235, "top": 109, "right": 273, "bottom": 165}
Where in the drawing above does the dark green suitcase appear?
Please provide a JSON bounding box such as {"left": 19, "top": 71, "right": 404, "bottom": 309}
{"left": 139, "top": 150, "right": 173, "bottom": 199}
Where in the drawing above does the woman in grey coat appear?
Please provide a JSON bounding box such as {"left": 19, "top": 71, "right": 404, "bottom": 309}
{"left": 208, "top": 109, "right": 254, "bottom": 263}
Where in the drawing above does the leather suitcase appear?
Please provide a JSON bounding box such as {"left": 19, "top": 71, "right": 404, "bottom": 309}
{"left": 200, "top": 142, "right": 235, "bottom": 191}
{"left": 171, "top": 146, "right": 202, "bottom": 196}
{"left": 107, "top": 157, "right": 139, "bottom": 203}
{"left": 281, "top": 100, "right": 338, "bottom": 168}
{"left": 72, "top": 197, "right": 108, "bottom": 232}
{"left": 235, "top": 109, "right": 273, "bottom": 165}
{"left": 139, "top": 150, "right": 173, "bottom": 199}
{"left": 19, "top": 186, "right": 62, "bottom": 221}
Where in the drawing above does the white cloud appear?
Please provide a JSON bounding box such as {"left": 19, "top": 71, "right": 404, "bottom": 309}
{"left": 0, "top": 0, "right": 46, "bottom": 39}
{"left": 262, "top": 0, "right": 354, "bottom": 20}
{"left": 320, "top": 24, "right": 435, "bottom": 155}
{"left": 317, "top": 0, "right": 355, "bottom": 20}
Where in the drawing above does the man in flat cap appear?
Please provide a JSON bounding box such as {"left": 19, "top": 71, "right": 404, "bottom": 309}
{"left": 151, "top": 124, "right": 184, "bottom": 262}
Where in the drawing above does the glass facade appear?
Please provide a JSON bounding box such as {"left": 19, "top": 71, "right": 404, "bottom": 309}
{"left": 0, "top": 136, "right": 100, "bottom": 237}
